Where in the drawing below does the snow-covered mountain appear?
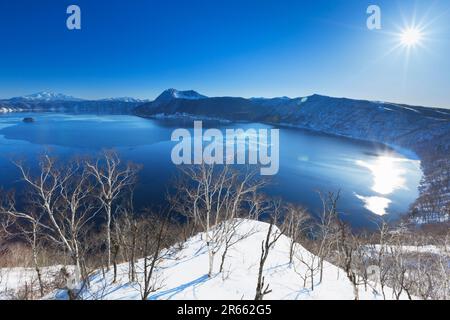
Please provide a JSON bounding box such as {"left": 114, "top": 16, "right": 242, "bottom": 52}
{"left": 135, "top": 90, "right": 450, "bottom": 155}
{"left": 12, "top": 91, "right": 84, "bottom": 102}
{"left": 2, "top": 89, "right": 207, "bottom": 105}
{"left": 163, "top": 88, "right": 208, "bottom": 100}
{"left": 151, "top": 89, "right": 207, "bottom": 106}
{"left": 0, "top": 92, "right": 147, "bottom": 114}
{"left": 7, "top": 93, "right": 150, "bottom": 103}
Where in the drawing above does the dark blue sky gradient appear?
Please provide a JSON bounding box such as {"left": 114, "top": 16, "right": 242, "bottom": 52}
{"left": 0, "top": 0, "right": 449, "bottom": 108}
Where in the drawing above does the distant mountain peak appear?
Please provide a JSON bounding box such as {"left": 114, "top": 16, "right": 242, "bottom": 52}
{"left": 17, "top": 91, "right": 83, "bottom": 102}
{"left": 156, "top": 89, "right": 208, "bottom": 101}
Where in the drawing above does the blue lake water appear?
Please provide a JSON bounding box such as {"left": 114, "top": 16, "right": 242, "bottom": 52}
{"left": 0, "top": 112, "right": 422, "bottom": 228}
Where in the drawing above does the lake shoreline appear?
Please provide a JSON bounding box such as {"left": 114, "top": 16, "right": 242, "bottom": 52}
{"left": 136, "top": 112, "right": 426, "bottom": 224}
{"left": 0, "top": 111, "right": 423, "bottom": 228}
{"left": 138, "top": 112, "right": 422, "bottom": 161}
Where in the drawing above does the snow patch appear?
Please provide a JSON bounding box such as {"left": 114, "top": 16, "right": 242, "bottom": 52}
{"left": 37, "top": 219, "right": 411, "bottom": 300}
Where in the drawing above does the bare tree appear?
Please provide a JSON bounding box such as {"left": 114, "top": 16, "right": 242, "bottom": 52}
{"left": 387, "top": 235, "right": 410, "bottom": 300}
{"left": 217, "top": 169, "right": 268, "bottom": 273}
{"left": 282, "top": 204, "right": 310, "bottom": 265}
{"left": 335, "top": 218, "right": 361, "bottom": 300}
{"left": 0, "top": 200, "right": 45, "bottom": 297}
{"left": 437, "top": 234, "right": 450, "bottom": 299}
{"left": 0, "top": 211, "right": 13, "bottom": 296}
{"left": 86, "top": 151, "right": 139, "bottom": 269}
{"left": 138, "top": 210, "right": 174, "bottom": 300}
{"left": 316, "top": 191, "right": 340, "bottom": 283}
{"left": 218, "top": 219, "right": 256, "bottom": 275}
{"left": 0, "top": 156, "right": 98, "bottom": 299}
{"left": 112, "top": 210, "right": 138, "bottom": 282}
{"left": 293, "top": 241, "right": 320, "bottom": 291}
{"left": 174, "top": 164, "right": 226, "bottom": 277}
{"left": 173, "top": 164, "right": 266, "bottom": 278}
{"left": 370, "top": 220, "right": 390, "bottom": 299}
{"left": 254, "top": 201, "right": 284, "bottom": 300}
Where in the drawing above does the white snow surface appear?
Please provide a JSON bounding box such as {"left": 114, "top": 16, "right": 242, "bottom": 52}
{"left": 1, "top": 220, "right": 414, "bottom": 300}
{"left": 367, "top": 244, "right": 450, "bottom": 256}
{"left": 0, "top": 265, "right": 72, "bottom": 300}
{"left": 36, "top": 219, "right": 410, "bottom": 300}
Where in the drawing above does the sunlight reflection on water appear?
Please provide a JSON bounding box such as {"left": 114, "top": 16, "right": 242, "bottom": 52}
{"left": 355, "top": 154, "right": 418, "bottom": 216}
{"left": 356, "top": 156, "right": 407, "bottom": 195}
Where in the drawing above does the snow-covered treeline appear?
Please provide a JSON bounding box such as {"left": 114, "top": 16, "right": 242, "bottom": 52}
{"left": 0, "top": 158, "right": 448, "bottom": 300}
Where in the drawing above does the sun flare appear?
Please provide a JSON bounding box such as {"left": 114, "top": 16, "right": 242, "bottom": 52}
{"left": 400, "top": 27, "right": 423, "bottom": 47}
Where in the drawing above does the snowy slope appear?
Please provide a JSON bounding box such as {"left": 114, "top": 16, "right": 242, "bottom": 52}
{"left": 40, "top": 219, "right": 409, "bottom": 300}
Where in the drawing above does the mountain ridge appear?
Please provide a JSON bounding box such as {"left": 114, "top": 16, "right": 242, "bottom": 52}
{"left": 134, "top": 89, "right": 450, "bottom": 223}
{"left": 3, "top": 89, "right": 450, "bottom": 112}
{"left": 1, "top": 88, "right": 449, "bottom": 222}
{"left": 11, "top": 91, "right": 84, "bottom": 102}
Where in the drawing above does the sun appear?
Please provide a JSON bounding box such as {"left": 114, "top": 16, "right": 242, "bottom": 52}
{"left": 400, "top": 27, "right": 423, "bottom": 47}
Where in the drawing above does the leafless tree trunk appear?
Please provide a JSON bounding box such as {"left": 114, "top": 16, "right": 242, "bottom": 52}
{"left": 140, "top": 213, "right": 170, "bottom": 300}
{"left": 30, "top": 221, "right": 44, "bottom": 297}
{"left": 173, "top": 164, "right": 267, "bottom": 278}
{"left": 1, "top": 203, "right": 46, "bottom": 298}
{"left": 336, "top": 219, "right": 360, "bottom": 300}
{"left": 0, "top": 156, "right": 99, "bottom": 299}
{"left": 293, "top": 243, "right": 320, "bottom": 291}
{"left": 316, "top": 191, "right": 339, "bottom": 283}
{"left": 86, "top": 151, "right": 139, "bottom": 269}
{"left": 218, "top": 170, "right": 267, "bottom": 273}
{"left": 112, "top": 210, "right": 139, "bottom": 283}
{"left": 283, "top": 204, "right": 310, "bottom": 265}
{"left": 373, "top": 220, "right": 390, "bottom": 299}
{"left": 255, "top": 202, "right": 283, "bottom": 300}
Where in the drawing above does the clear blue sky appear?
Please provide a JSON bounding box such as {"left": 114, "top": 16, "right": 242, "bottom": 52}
{"left": 0, "top": 0, "right": 449, "bottom": 108}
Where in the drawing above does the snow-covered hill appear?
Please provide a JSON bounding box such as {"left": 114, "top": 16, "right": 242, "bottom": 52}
{"left": 12, "top": 91, "right": 84, "bottom": 102}
{"left": 30, "top": 219, "right": 408, "bottom": 300}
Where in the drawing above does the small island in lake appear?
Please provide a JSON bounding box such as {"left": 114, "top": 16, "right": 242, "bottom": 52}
{"left": 22, "top": 117, "right": 35, "bottom": 123}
